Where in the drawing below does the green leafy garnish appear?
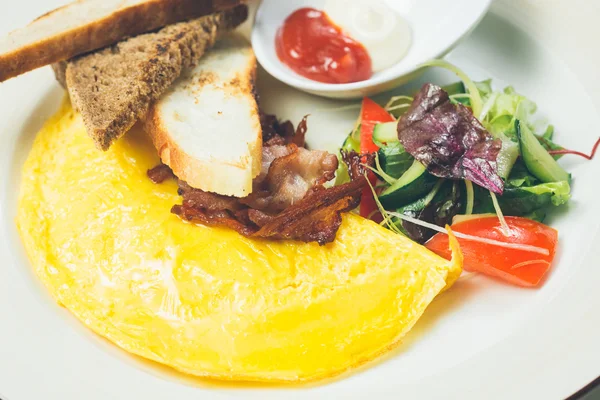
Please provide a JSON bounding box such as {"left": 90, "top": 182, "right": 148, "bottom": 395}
{"left": 377, "top": 142, "right": 413, "bottom": 179}
{"left": 335, "top": 59, "right": 586, "bottom": 238}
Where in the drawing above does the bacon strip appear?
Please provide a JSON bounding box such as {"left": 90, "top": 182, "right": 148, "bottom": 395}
{"left": 147, "top": 164, "right": 175, "bottom": 183}
{"left": 252, "top": 179, "right": 364, "bottom": 243}
{"left": 242, "top": 144, "right": 338, "bottom": 212}
{"left": 172, "top": 174, "right": 364, "bottom": 245}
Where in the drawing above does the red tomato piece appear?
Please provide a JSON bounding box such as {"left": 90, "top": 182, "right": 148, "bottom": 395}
{"left": 359, "top": 180, "right": 381, "bottom": 221}
{"left": 425, "top": 216, "right": 558, "bottom": 287}
{"left": 358, "top": 98, "right": 395, "bottom": 220}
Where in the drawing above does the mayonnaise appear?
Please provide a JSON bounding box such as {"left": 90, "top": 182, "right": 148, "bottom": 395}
{"left": 324, "top": 0, "right": 412, "bottom": 73}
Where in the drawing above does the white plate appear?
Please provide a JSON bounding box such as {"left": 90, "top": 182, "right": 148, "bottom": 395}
{"left": 1, "top": 1, "right": 599, "bottom": 399}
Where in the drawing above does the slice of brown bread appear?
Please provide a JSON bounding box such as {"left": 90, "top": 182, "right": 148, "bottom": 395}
{"left": 53, "top": 5, "right": 248, "bottom": 151}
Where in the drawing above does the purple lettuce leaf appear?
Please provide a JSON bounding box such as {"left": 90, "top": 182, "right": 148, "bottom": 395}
{"left": 397, "top": 83, "right": 504, "bottom": 194}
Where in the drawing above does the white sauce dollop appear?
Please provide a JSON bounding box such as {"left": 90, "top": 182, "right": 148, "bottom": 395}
{"left": 324, "top": 0, "right": 412, "bottom": 73}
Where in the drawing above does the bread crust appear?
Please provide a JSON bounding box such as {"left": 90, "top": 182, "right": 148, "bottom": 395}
{"left": 0, "top": 0, "right": 244, "bottom": 82}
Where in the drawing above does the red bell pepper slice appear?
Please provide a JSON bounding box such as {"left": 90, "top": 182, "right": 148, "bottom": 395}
{"left": 425, "top": 216, "right": 558, "bottom": 287}
{"left": 358, "top": 98, "right": 395, "bottom": 220}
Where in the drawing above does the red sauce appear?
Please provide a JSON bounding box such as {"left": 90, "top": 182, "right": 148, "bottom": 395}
{"left": 275, "top": 8, "right": 373, "bottom": 84}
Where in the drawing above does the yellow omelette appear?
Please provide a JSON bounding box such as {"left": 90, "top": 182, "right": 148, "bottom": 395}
{"left": 17, "top": 99, "right": 462, "bottom": 382}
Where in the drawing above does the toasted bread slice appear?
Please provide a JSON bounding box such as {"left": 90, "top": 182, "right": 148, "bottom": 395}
{"left": 0, "top": 0, "right": 244, "bottom": 82}
{"left": 53, "top": 6, "right": 248, "bottom": 151}
{"left": 144, "top": 34, "right": 261, "bottom": 197}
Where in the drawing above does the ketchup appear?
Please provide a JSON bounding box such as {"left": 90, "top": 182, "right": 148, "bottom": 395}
{"left": 275, "top": 8, "right": 373, "bottom": 84}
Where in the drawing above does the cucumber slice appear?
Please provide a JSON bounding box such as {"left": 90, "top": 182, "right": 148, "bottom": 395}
{"left": 496, "top": 138, "right": 520, "bottom": 179}
{"left": 372, "top": 121, "right": 398, "bottom": 146}
{"left": 379, "top": 160, "right": 439, "bottom": 208}
{"left": 516, "top": 120, "right": 570, "bottom": 183}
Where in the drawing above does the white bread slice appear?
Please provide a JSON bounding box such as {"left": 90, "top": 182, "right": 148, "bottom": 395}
{"left": 143, "top": 34, "right": 262, "bottom": 198}
{"left": 0, "top": 0, "right": 242, "bottom": 82}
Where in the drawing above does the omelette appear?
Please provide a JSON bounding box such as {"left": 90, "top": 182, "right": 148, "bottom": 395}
{"left": 17, "top": 99, "right": 462, "bottom": 382}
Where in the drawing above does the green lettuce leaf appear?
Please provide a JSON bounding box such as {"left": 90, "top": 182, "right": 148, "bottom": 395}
{"left": 393, "top": 181, "right": 464, "bottom": 243}
{"left": 506, "top": 160, "right": 540, "bottom": 188}
{"left": 378, "top": 142, "right": 414, "bottom": 179}
{"left": 518, "top": 181, "right": 571, "bottom": 207}
{"left": 474, "top": 181, "right": 571, "bottom": 215}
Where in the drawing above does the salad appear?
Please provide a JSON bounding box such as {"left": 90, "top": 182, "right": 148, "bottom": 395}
{"left": 336, "top": 61, "right": 599, "bottom": 287}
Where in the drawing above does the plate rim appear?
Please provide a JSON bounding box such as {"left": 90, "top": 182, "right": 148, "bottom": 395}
{"left": 1, "top": 1, "right": 600, "bottom": 399}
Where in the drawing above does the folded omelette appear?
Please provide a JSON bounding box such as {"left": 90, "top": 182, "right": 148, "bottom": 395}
{"left": 17, "top": 100, "right": 462, "bottom": 382}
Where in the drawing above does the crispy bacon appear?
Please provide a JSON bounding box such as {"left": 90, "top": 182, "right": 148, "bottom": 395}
{"left": 150, "top": 117, "right": 372, "bottom": 244}
{"left": 173, "top": 173, "right": 365, "bottom": 245}
{"left": 260, "top": 112, "right": 307, "bottom": 147}
{"left": 290, "top": 115, "right": 308, "bottom": 147}
{"left": 247, "top": 209, "right": 276, "bottom": 227}
{"left": 252, "top": 179, "right": 364, "bottom": 243}
{"left": 243, "top": 144, "right": 338, "bottom": 212}
{"left": 258, "top": 113, "right": 311, "bottom": 172}
{"left": 256, "top": 143, "right": 296, "bottom": 183}
{"left": 178, "top": 181, "right": 243, "bottom": 212}
{"left": 172, "top": 204, "right": 257, "bottom": 237}
{"left": 147, "top": 164, "right": 175, "bottom": 183}
{"left": 342, "top": 150, "right": 375, "bottom": 181}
